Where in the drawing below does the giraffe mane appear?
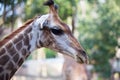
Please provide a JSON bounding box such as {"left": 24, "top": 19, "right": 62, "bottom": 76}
{"left": 0, "top": 19, "right": 34, "bottom": 48}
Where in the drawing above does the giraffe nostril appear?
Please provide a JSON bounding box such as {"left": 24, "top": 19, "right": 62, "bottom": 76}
{"left": 82, "top": 50, "right": 86, "bottom": 54}
{"left": 80, "top": 50, "right": 87, "bottom": 57}
{"left": 77, "top": 50, "right": 89, "bottom": 64}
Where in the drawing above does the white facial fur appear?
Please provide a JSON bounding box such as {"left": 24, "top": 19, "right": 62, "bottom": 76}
{"left": 35, "top": 14, "right": 49, "bottom": 29}
{"left": 29, "top": 14, "right": 49, "bottom": 51}
{"left": 52, "top": 33, "right": 77, "bottom": 60}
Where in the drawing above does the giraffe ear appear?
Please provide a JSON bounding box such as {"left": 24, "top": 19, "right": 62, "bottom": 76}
{"left": 54, "top": 4, "right": 59, "bottom": 12}
{"left": 34, "top": 14, "right": 49, "bottom": 29}
{"left": 42, "top": 20, "right": 49, "bottom": 29}
{"left": 39, "top": 14, "right": 50, "bottom": 29}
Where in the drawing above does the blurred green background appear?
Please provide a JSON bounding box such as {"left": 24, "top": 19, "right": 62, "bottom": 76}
{"left": 0, "top": 0, "right": 120, "bottom": 79}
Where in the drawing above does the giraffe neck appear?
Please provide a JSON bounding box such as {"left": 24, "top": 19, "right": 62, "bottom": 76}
{"left": 0, "top": 19, "right": 44, "bottom": 80}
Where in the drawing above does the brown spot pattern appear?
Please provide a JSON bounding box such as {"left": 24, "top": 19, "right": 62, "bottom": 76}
{"left": 0, "top": 48, "right": 5, "bottom": 56}
{"left": 0, "top": 74, "right": 4, "bottom": 80}
{"left": 13, "top": 53, "right": 19, "bottom": 63}
{"left": 25, "top": 27, "right": 32, "bottom": 35}
{"left": 6, "top": 61, "right": 14, "bottom": 71}
{"left": 0, "top": 55, "right": 9, "bottom": 65}
{"left": 16, "top": 41, "right": 22, "bottom": 51}
{"left": 21, "top": 48, "right": 27, "bottom": 56}
{"left": 23, "top": 35, "right": 29, "bottom": 46}
{"left": 7, "top": 46, "right": 16, "bottom": 56}
{"left": 0, "top": 66, "right": 3, "bottom": 73}
{"left": 0, "top": 19, "right": 34, "bottom": 47}
{"left": 6, "top": 42, "right": 12, "bottom": 49}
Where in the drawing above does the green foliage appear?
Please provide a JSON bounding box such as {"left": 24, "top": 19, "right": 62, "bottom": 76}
{"left": 44, "top": 49, "right": 56, "bottom": 58}
{"left": 24, "top": 0, "right": 79, "bottom": 21}
{"left": 24, "top": 0, "right": 47, "bottom": 20}
{"left": 78, "top": 0, "right": 120, "bottom": 78}
{"left": 0, "top": 0, "right": 27, "bottom": 28}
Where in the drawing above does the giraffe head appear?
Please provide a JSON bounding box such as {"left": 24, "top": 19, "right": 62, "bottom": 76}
{"left": 34, "top": 0, "right": 88, "bottom": 64}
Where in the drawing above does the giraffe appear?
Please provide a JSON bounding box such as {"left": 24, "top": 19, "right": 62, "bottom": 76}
{"left": 63, "top": 55, "right": 89, "bottom": 80}
{"left": 0, "top": 0, "right": 88, "bottom": 80}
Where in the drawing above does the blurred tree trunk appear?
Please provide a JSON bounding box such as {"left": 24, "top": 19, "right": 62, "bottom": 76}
{"left": 3, "top": 0, "right": 6, "bottom": 24}
{"left": 0, "top": 26, "right": 4, "bottom": 39}
{"left": 72, "top": 14, "right": 75, "bottom": 33}
{"left": 11, "top": 2, "right": 15, "bottom": 31}
{"left": 71, "top": 2, "right": 78, "bottom": 34}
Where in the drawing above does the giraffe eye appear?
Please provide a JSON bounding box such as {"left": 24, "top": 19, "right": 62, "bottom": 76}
{"left": 51, "top": 28, "right": 63, "bottom": 35}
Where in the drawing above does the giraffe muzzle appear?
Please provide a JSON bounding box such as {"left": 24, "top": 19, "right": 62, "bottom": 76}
{"left": 76, "top": 50, "right": 89, "bottom": 64}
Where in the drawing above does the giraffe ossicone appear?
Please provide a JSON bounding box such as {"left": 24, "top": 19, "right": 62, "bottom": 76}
{"left": 0, "top": 0, "right": 88, "bottom": 80}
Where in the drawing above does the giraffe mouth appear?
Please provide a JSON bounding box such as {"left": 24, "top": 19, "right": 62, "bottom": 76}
{"left": 62, "top": 50, "right": 89, "bottom": 64}
{"left": 76, "top": 51, "right": 89, "bottom": 64}
{"left": 76, "top": 55, "right": 89, "bottom": 64}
